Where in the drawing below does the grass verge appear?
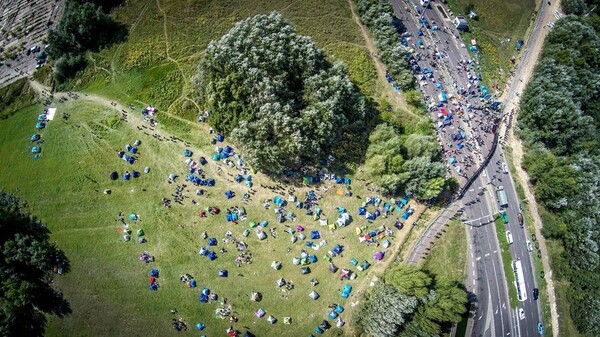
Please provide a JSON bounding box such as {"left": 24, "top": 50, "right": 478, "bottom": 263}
{"left": 494, "top": 216, "right": 519, "bottom": 308}
{"left": 422, "top": 219, "right": 467, "bottom": 282}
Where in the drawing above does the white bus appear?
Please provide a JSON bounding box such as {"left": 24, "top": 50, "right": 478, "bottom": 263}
{"left": 512, "top": 260, "right": 528, "bottom": 301}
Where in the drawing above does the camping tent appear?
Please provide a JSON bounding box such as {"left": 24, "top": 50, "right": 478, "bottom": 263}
{"left": 284, "top": 317, "right": 292, "bottom": 325}
{"left": 195, "top": 322, "right": 205, "bottom": 331}
{"left": 336, "top": 213, "right": 350, "bottom": 227}
{"left": 341, "top": 284, "right": 352, "bottom": 298}
{"left": 218, "top": 270, "right": 228, "bottom": 277}
{"left": 30, "top": 134, "right": 41, "bottom": 142}
{"left": 310, "top": 231, "right": 320, "bottom": 240}
{"left": 309, "top": 291, "right": 320, "bottom": 300}
{"left": 225, "top": 190, "right": 234, "bottom": 199}
{"left": 358, "top": 260, "right": 371, "bottom": 271}
{"left": 256, "top": 230, "right": 267, "bottom": 240}
{"left": 31, "top": 146, "right": 41, "bottom": 154}
{"left": 300, "top": 267, "right": 311, "bottom": 274}
{"left": 255, "top": 308, "right": 266, "bottom": 318}
{"left": 249, "top": 291, "right": 262, "bottom": 302}
{"left": 374, "top": 251, "right": 384, "bottom": 261}
{"left": 328, "top": 263, "right": 338, "bottom": 273}
{"left": 276, "top": 278, "right": 286, "bottom": 287}
{"left": 267, "top": 315, "right": 277, "bottom": 324}
{"left": 271, "top": 261, "right": 282, "bottom": 270}
{"left": 110, "top": 171, "right": 118, "bottom": 180}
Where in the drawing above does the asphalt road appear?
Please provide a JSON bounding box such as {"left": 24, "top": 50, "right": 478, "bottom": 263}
{"left": 391, "top": 1, "right": 552, "bottom": 336}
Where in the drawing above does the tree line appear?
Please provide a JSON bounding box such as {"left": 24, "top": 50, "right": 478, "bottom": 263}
{"left": 0, "top": 191, "right": 70, "bottom": 336}
{"left": 353, "top": 264, "right": 467, "bottom": 337}
{"left": 518, "top": 13, "right": 600, "bottom": 335}
{"left": 46, "top": 0, "right": 127, "bottom": 83}
{"left": 354, "top": 0, "right": 414, "bottom": 89}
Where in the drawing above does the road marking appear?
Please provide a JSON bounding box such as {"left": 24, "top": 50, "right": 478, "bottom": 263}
{"left": 476, "top": 256, "right": 481, "bottom": 261}
{"left": 494, "top": 250, "right": 497, "bottom": 253}
{"left": 473, "top": 279, "right": 476, "bottom": 285}
{"left": 485, "top": 253, "right": 490, "bottom": 257}
{"left": 478, "top": 314, "right": 483, "bottom": 320}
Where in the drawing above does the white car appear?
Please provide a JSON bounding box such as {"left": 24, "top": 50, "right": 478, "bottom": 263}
{"left": 502, "top": 162, "right": 509, "bottom": 174}
{"left": 506, "top": 231, "right": 514, "bottom": 244}
{"left": 526, "top": 240, "right": 533, "bottom": 252}
{"left": 519, "top": 308, "right": 525, "bottom": 320}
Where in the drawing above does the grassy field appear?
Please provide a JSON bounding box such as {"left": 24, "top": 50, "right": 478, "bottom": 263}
{"left": 0, "top": 91, "right": 425, "bottom": 336}
{"left": 68, "top": 0, "right": 379, "bottom": 124}
{"left": 422, "top": 219, "right": 467, "bottom": 282}
{"left": 494, "top": 217, "right": 520, "bottom": 308}
{"left": 447, "top": 0, "right": 536, "bottom": 86}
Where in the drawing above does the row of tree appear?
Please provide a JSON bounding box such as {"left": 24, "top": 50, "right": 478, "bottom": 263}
{"left": 47, "top": 0, "right": 127, "bottom": 83}
{"left": 194, "top": 12, "right": 366, "bottom": 175}
{"left": 0, "top": 191, "right": 70, "bottom": 336}
{"left": 353, "top": 265, "right": 468, "bottom": 337}
{"left": 354, "top": 0, "right": 414, "bottom": 89}
{"left": 518, "top": 14, "right": 600, "bottom": 335}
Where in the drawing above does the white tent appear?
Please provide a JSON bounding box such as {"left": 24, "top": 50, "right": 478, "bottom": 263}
{"left": 309, "top": 290, "right": 320, "bottom": 300}
{"left": 276, "top": 278, "right": 286, "bottom": 287}
{"left": 271, "top": 261, "right": 282, "bottom": 270}
{"left": 267, "top": 315, "right": 277, "bottom": 324}
{"left": 336, "top": 213, "right": 350, "bottom": 227}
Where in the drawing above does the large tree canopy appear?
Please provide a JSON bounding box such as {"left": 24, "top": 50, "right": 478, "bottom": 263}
{"left": 0, "top": 191, "right": 70, "bottom": 336}
{"left": 195, "top": 12, "right": 366, "bottom": 175}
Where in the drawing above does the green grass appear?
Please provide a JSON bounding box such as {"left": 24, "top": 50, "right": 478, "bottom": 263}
{"left": 494, "top": 217, "right": 520, "bottom": 308}
{"left": 0, "top": 97, "right": 422, "bottom": 336}
{"left": 422, "top": 219, "right": 467, "bottom": 282}
{"left": 69, "top": 0, "right": 378, "bottom": 120}
{"left": 447, "top": 0, "right": 536, "bottom": 86}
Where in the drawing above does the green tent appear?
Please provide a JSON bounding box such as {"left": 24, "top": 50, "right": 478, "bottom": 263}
{"left": 137, "top": 229, "right": 144, "bottom": 237}
{"left": 249, "top": 221, "right": 257, "bottom": 228}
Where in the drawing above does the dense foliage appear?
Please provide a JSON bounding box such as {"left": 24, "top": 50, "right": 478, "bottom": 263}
{"left": 0, "top": 191, "right": 70, "bottom": 336}
{"left": 47, "top": 0, "right": 127, "bottom": 82}
{"left": 195, "top": 12, "right": 366, "bottom": 175}
{"left": 518, "top": 15, "right": 600, "bottom": 335}
{"left": 353, "top": 265, "right": 467, "bottom": 337}
{"left": 363, "top": 123, "right": 447, "bottom": 200}
{"left": 354, "top": 0, "right": 414, "bottom": 89}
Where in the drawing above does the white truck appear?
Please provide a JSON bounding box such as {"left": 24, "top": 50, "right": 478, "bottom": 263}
{"left": 496, "top": 185, "right": 508, "bottom": 208}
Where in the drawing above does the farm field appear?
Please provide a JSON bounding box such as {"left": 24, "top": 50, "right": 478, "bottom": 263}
{"left": 447, "top": 0, "right": 536, "bottom": 86}
{"left": 0, "top": 81, "right": 423, "bottom": 336}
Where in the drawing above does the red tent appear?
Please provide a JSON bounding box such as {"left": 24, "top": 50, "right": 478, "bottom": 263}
{"left": 440, "top": 107, "right": 449, "bottom": 116}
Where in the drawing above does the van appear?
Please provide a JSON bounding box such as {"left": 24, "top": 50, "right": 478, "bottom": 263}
{"left": 506, "top": 231, "right": 514, "bottom": 244}
{"left": 518, "top": 213, "right": 524, "bottom": 227}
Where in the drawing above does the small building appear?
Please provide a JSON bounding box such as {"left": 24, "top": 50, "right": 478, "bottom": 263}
{"left": 454, "top": 16, "right": 468, "bottom": 31}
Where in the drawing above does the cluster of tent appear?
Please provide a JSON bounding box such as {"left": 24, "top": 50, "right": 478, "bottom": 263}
{"left": 149, "top": 269, "right": 159, "bottom": 291}
{"left": 234, "top": 174, "right": 253, "bottom": 188}
{"left": 358, "top": 196, "right": 410, "bottom": 221}
{"left": 212, "top": 145, "right": 235, "bottom": 161}
{"left": 30, "top": 108, "right": 53, "bottom": 158}
{"left": 141, "top": 105, "right": 158, "bottom": 117}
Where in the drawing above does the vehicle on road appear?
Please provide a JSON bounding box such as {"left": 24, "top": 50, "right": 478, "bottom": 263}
{"left": 537, "top": 321, "right": 544, "bottom": 334}
{"left": 496, "top": 185, "right": 509, "bottom": 208}
{"left": 506, "top": 231, "right": 513, "bottom": 244}
{"left": 519, "top": 308, "right": 525, "bottom": 320}
{"left": 527, "top": 240, "right": 533, "bottom": 252}
{"left": 502, "top": 162, "right": 508, "bottom": 173}
{"left": 533, "top": 288, "right": 539, "bottom": 300}
{"left": 518, "top": 212, "right": 524, "bottom": 227}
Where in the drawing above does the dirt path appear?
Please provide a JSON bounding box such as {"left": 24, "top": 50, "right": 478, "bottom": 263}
{"left": 499, "top": 1, "right": 562, "bottom": 335}
{"left": 347, "top": 0, "right": 411, "bottom": 112}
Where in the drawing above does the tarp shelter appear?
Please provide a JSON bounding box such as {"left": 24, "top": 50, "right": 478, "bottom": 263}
{"left": 309, "top": 291, "right": 320, "bottom": 300}
{"left": 267, "top": 315, "right": 277, "bottom": 324}
{"left": 218, "top": 269, "right": 228, "bottom": 277}
{"left": 276, "top": 278, "right": 286, "bottom": 287}
{"left": 271, "top": 261, "right": 282, "bottom": 270}
{"left": 301, "top": 267, "right": 311, "bottom": 274}
{"left": 255, "top": 308, "right": 266, "bottom": 318}
{"left": 250, "top": 291, "right": 262, "bottom": 301}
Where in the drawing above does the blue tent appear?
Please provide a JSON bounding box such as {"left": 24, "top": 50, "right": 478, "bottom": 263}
{"left": 150, "top": 269, "right": 159, "bottom": 278}
{"left": 184, "top": 149, "right": 193, "bottom": 157}
{"left": 216, "top": 134, "right": 224, "bottom": 142}
{"left": 358, "top": 207, "right": 366, "bottom": 215}
{"left": 334, "top": 304, "right": 344, "bottom": 313}
{"left": 341, "top": 284, "right": 352, "bottom": 298}
{"left": 218, "top": 269, "right": 228, "bottom": 277}
{"left": 130, "top": 146, "right": 138, "bottom": 154}
{"left": 117, "top": 151, "right": 125, "bottom": 158}
{"left": 149, "top": 282, "right": 158, "bottom": 291}
{"left": 328, "top": 310, "right": 338, "bottom": 319}
{"left": 35, "top": 122, "right": 46, "bottom": 129}
{"left": 189, "top": 279, "right": 196, "bottom": 288}
{"left": 273, "top": 196, "right": 285, "bottom": 206}
{"left": 199, "top": 157, "right": 207, "bottom": 165}
{"left": 438, "top": 92, "right": 448, "bottom": 102}
{"left": 37, "top": 114, "right": 46, "bottom": 121}
{"left": 31, "top": 146, "right": 41, "bottom": 154}
{"left": 309, "top": 255, "right": 317, "bottom": 263}
{"left": 449, "top": 157, "right": 457, "bottom": 164}
{"left": 199, "top": 294, "right": 208, "bottom": 303}
{"left": 332, "top": 245, "right": 343, "bottom": 255}
{"left": 195, "top": 322, "right": 205, "bottom": 330}
{"left": 223, "top": 145, "right": 233, "bottom": 155}
{"left": 310, "top": 231, "right": 320, "bottom": 240}
{"left": 235, "top": 175, "right": 243, "bottom": 183}
{"left": 208, "top": 238, "right": 217, "bottom": 246}
{"left": 436, "top": 83, "right": 443, "bottom": 89}
{"left": 457, "top": 142, "right": 464, "bottom": 149}
{"left": 207, "top": 178, "right": 215, "bottom": 186}
{"left": 212, "top": 154, "right": 220, "bottom": 161}
{"left": 207, "top": 251, "right": 217, "bottom": 260}
{"left": 335, "top": 177, "right": 344, "bottom": 184}
{"left": 337, "top": 207, "right": 346, "bottom": 214}
{"left": 225, "top": 190, "right": 234, "bottom": 199}
{"left": 122, "top": 172, "right": 131, "bottom": 180}
{"left": 344, "top": 178, "right": 351, "bottom": 185}
{"left": 30, "top": 134, "right": 41, "bottom": 142}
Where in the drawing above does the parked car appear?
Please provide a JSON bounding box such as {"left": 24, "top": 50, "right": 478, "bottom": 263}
{"left": 519, "top": 308, "right": 525, "bottom": 320}
{"left": 527, "top": 240, "right": 533, "bottom": 252}
{"left": 533, "top": 288, "right": 539, "bottom": 300}
{"left": 502, "top": 162, "right": 509, "bottom": 174}
{"left": 506, "top": 231, "right": 514, "bottom": 244}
